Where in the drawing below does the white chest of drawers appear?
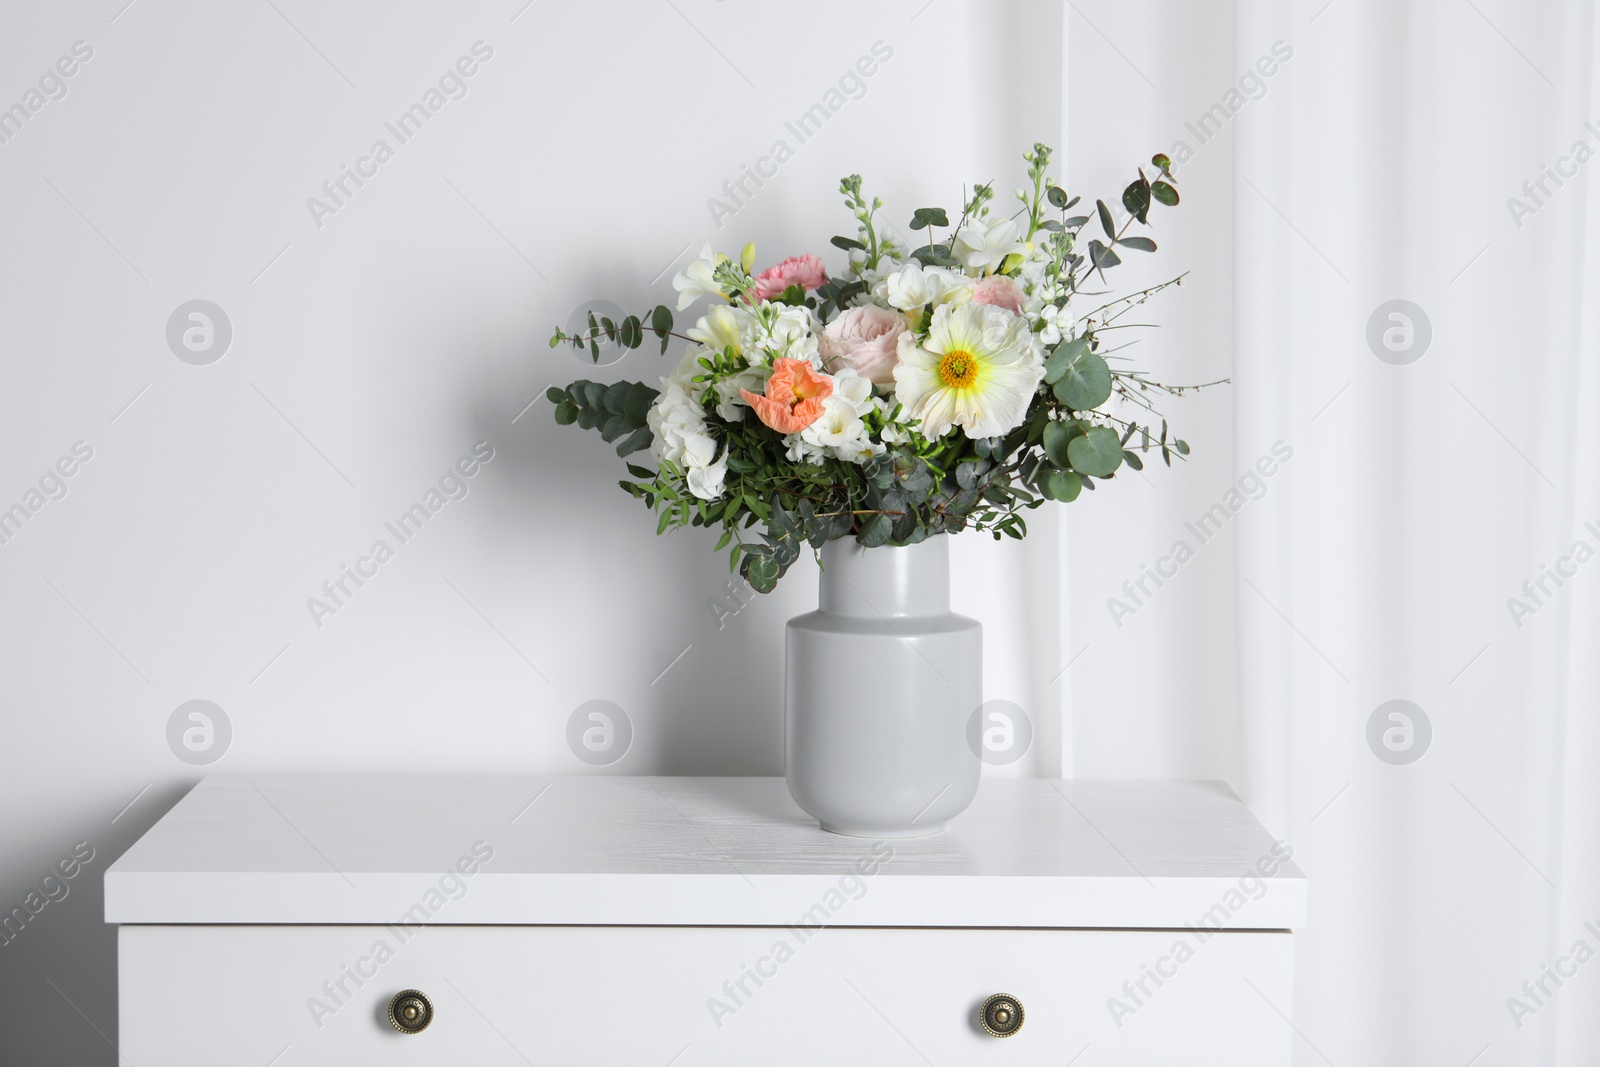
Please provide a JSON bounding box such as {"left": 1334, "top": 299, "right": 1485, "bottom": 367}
{"left": 106, "top": 775, "right": 1305, "bottom": 1064}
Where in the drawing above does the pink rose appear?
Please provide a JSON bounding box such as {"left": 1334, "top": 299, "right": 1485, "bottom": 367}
{"left": 971, "top": 274, "right": 1026, "bottom": 316}
{"left": 753, "top": 254, "right": 828, "bottom": 301}
{"left": 817, "top": 305, "right": 909, "bottom": 386}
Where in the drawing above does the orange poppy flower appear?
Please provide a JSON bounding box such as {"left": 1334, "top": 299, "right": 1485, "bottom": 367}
{"left": 740, "top": 358, "right": 833, "bottom": 434}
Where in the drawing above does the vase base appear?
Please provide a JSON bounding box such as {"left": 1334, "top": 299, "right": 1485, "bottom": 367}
{"left": 818, "top": 820, "right": 946, "bottom": 839}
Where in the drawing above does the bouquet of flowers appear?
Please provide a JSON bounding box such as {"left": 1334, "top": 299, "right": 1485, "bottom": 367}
{"left": 547, "top": 143, "right": 1219, "bottom": 592}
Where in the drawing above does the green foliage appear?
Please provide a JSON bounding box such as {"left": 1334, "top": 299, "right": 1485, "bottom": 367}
{"left": 549, "top": 304, "right": 675, "bottom": 359}
{"left": 546, "top": 379, "right": 658, "bottom": 456}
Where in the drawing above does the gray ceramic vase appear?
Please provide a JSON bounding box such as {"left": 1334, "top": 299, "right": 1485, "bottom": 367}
{"left": 785, "top": 536, "right": 982, "bottom": 837}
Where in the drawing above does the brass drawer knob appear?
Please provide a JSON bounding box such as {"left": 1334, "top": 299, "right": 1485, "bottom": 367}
{"left": 388, "top": 990, "right": 433, "bottom": 1034}
{"left": 981, "top": 993, "right": 1023, "bottom": 1037}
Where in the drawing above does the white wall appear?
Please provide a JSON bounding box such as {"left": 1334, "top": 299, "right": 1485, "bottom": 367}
{"left": 1062, "top": 1, "right": 1243, "bottom": 782}
{"left": 0, "top": 1, "right": 1077, "bottom": 1060}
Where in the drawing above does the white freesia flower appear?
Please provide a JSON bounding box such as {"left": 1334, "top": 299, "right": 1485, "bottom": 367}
{"left": 884, "top": 262, "right": 964, "bottom": 311}
{"left": 828, "top": 368, "right": 876, "bottom": 416}
{"left": 801, "top": 396, "right": 866, "bottom": 450}
{"left": 952, "top": 215, "right": 1026, "bottom": 274}
{"left": 687, "top": 303, "right": 748, "bottom": 356}
{"left": 786, "top": 393, "right": 883, "bottom": 466}
{"left": 784, "top": 436, "right": 825, "bottom": 465}
{"left": 780, "top": 370, "right": 882, "bottom": 466}
{"left": 831, "top": 436, "right": 886, "bottom": 464}
{"left": 878, "top": 405, "right": 912, "bottom": 445}
{"left": 672, "top": 244, "right": 722, "bottom": 310}
{"left": 892, "top": 302, "right": 1044, "bottom": 439}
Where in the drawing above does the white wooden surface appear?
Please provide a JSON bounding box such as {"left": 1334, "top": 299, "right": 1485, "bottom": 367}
{"left": 120, "top": 924, "right": 1295, "bottom": 1066}
{"left": 105, "top": 775, "right": 1305, "bottom": 929}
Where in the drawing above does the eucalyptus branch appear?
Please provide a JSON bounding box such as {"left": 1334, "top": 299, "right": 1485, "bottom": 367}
{"left": 1081, "top": 274, "right": 1188, "bottom": 323}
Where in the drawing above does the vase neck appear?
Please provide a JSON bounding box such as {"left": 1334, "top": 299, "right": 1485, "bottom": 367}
{"left": 818, "top": 537, "right": 950, "bottom": 618}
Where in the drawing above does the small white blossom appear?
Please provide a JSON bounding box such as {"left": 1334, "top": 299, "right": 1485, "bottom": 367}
{"left": 671, "top": 244, "right": 723, "bottom": 310}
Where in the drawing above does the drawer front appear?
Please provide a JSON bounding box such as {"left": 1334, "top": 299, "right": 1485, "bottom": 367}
{"left": 120, "top": 925, "right": 1293, "bottom": 1065}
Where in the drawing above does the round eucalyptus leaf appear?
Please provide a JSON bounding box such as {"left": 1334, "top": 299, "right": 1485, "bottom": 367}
{"left": 1042, "top": 421, "right": 1074, "bottom": 468}
{"left": 744, "top": 554, "right": 781, "bottom": 593}
{"left": 1047, "top": 469, "right": 1082, "bottom": 502}
{"left": 1067, "top": 425, "right": 1123, "bottom": 477}
{"left": 1054, "top": 350, "right": 1112, "bottom": 410}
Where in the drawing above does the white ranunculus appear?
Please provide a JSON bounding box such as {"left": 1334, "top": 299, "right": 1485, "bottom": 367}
{"left": 672, "top": 244, "right": 722, "bottom": 310}
{"left": 884, "top": 262, "right": 964, "bottom": 311}
{"left": 952, "top": 215, "right": 1026, "bottom": 274}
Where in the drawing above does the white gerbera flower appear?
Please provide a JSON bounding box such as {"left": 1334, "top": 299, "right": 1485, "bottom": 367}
{"left": 892, "top": 303, "right": 1044, "bottom": 439}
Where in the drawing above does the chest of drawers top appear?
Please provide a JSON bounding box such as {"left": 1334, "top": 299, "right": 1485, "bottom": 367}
{"left": 105, "top": 774, "right": 1304, "bottom": 930}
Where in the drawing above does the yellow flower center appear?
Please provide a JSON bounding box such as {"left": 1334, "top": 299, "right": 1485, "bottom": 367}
{"left": 938, "top": 349, "right": 979, "bottom": 389}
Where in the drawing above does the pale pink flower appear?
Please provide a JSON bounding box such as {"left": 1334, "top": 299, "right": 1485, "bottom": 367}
{"left": 818, "top": 305, "right": 909, "bottom": 386}
{"left": 971, "top": 274, "right": 1026, "bottom": 317}
{"left": 753, "top": 254, "right": 828, "bottom": 301}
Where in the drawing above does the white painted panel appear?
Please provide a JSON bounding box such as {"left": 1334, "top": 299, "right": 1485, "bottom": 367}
{"left": 120, "top": 925, "right": 1294, "bottom": 1065}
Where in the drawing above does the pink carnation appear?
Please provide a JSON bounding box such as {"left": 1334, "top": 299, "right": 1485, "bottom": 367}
{"left": 818, "top": 305, "right": 909, "bottom": 386}
{"left": 971, "top": 274, "right": 1026, "bottom": 316}
{"left": 753, "top": 254, "right": 828, "bottom": 301}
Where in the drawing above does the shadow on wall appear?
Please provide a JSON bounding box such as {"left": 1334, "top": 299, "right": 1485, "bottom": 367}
{"left": 0, "top": 782, "right": 190, "bottom": 1067}
{"left": 467, "top": 354, "right": 804, "bottom": 776}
